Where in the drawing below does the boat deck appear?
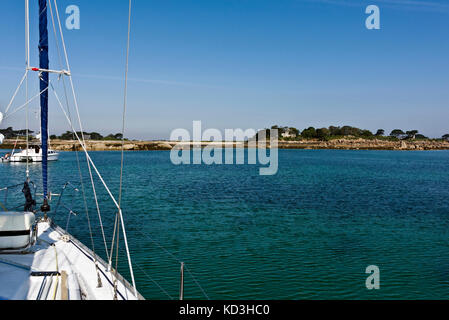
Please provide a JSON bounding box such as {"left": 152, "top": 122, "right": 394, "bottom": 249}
{"left": 0, "top": 220, "right": 143, "bottom": 300}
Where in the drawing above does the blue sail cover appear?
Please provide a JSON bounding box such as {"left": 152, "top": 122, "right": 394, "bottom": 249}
{"left": 39, "top": 0, "right": 49, "bottom": 199}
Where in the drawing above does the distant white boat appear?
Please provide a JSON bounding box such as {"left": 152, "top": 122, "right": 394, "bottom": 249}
{"left": 6, "top": 146, "right": 59, "bottom": 163}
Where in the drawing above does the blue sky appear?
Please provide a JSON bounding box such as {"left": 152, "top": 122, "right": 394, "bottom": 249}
{"left": 0, "top": 0, "right": 448, "bottom": 139}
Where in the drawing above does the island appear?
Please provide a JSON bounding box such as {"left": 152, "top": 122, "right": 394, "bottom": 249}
{"left": 1, "top": 126, "right": 449, "bottom": 151}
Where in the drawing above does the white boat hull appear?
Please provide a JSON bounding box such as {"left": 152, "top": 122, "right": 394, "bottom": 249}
{"left": 7, "top": 149, "right": 59, "bottom": 163}
{"left": 0, "top": 219, "right": 143, "bottom": 300}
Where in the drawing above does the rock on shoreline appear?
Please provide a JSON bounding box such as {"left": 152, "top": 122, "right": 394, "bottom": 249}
{"left": 277, "top": 138, "right": 449, "bottom": 151}
{"left": 2, "top": 139, "right": 449, "bottom": 151}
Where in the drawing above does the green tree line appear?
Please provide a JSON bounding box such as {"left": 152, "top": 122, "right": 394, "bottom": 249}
{"left": 0, "top": 127, "right": 35, "bottom": 139}
{"left": 50, "top": 131, "right": 125, "bottom": 141}
{"left": 0, "top": 127, "right": 127, "bottom": 141}
{"left": 256, "top": 125, "right": 449, "bottom": 141}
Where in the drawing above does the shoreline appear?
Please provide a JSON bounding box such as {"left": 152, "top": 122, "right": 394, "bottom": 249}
{"left": 2, "top": 138, "right": 449, "bottom": 151}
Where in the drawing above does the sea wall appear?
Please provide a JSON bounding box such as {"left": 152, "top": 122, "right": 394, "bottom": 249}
{"left": 277, "top": 139, "right": 449, "bottom": 151}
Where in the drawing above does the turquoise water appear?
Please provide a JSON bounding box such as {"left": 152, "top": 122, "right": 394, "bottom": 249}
{"left": 1, "top": 149, "right": 449, "bottom": 300}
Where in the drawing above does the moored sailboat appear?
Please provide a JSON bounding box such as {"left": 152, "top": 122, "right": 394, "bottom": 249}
{"left": 6, "top": 146, "right": 59, "bottom": 163}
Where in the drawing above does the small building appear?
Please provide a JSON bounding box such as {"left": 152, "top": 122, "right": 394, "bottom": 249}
{"left": 281, "top": 129, "right": 297, "bottom": 139}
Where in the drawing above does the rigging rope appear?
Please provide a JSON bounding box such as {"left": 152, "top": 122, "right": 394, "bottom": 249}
{"left": 135, "top": 230, "right": 210, "bottom": 300}
{"left": 48, "top": 0, "right": 104, "bottom": 288}
{"left": 52, "top": 0, "right": 111, "bottom": 266}
{"left": 51, "top": 0, "right": 137, "bottom": 297}
{"left": 11, "top": 134, "right": 20, "bottom": 156}
{"left": 3, "top": 87, "right": 48, "bottom": 121}
{"left": 50, "top": 72, "right": 139, "bottom": 297}
{"left": 115, "top": 0, "right": 133, "bottom": 300}
{"left": 134, "top": 263, "right": 174, "bottom": 300}
{"left": 4, "top": 71, "right": 28, "bottom": 115}
{"left": 119, "top": 0, "right": 132, "bottom": 208}
{"left": 108, "top": 213, "right": 118, "bottom": 269}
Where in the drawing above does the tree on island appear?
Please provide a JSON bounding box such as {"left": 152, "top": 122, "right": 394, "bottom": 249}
{"left": 90, "top": 132, "right": 104, "bottom": 140}
{"left": 361, "top": 130, "right": 374, "bottom": 138}
{"left": 254, "top": 129, "right": 271, "bottom": 141}
{"left": 390, "top": 129, "right": 405, "bottom": 139}
{"left": 316, "top": 128, "right": 330, "bottom": 140}
{"left": 443, "top": 134, "right": 449, "bottom": 141}
{"left": 58, "top": 131, "right": 75, "bottom": 140}
{"left": 415, "top": 134, "right": 428, "bottom": 140}
{"left": 271, "top": 125, "right": 281, "bottom": 134}
{"left": 50, "top": 131, "right": 125, "bottom": 141}
{"left": 406, "top": 130, "right": 419, "bottom": 140}
{"left": 301, "top": 127, "right": 317, "bottom": 139}
{"left": 289, "top": 127, "right": 300, "bottom": 137}
{"left": 252, "top": 125, "right": 434, "bottom": 142}
{"left": 340, "top": 126, "right": 362, "bottom": 136}
{"left": 0, "top": 127, "right": 35, "bottom": 139}
{"left": 328, "top": 126, "right": 341, "bottom": 136}
{"left": 104, "top": 133, "right": 124, "bottom": 140}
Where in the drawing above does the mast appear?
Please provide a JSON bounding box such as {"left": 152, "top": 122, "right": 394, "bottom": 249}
{"left": 39, "top": 0, "right": 50, "bottom": 210}
{"left": 25, "top": 0, "right": 30, "bottom": 179}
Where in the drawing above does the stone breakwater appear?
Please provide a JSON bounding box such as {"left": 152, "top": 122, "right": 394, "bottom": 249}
{"left": 2, "top": 139, "right": 449, "bottom": 151}
{"left": 277, "top": 139, "right": 449, "bottom": 151}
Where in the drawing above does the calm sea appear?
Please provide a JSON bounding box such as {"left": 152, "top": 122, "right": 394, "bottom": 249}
{"left": 1, "top": 149, "right": 449, "bottom": 300}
